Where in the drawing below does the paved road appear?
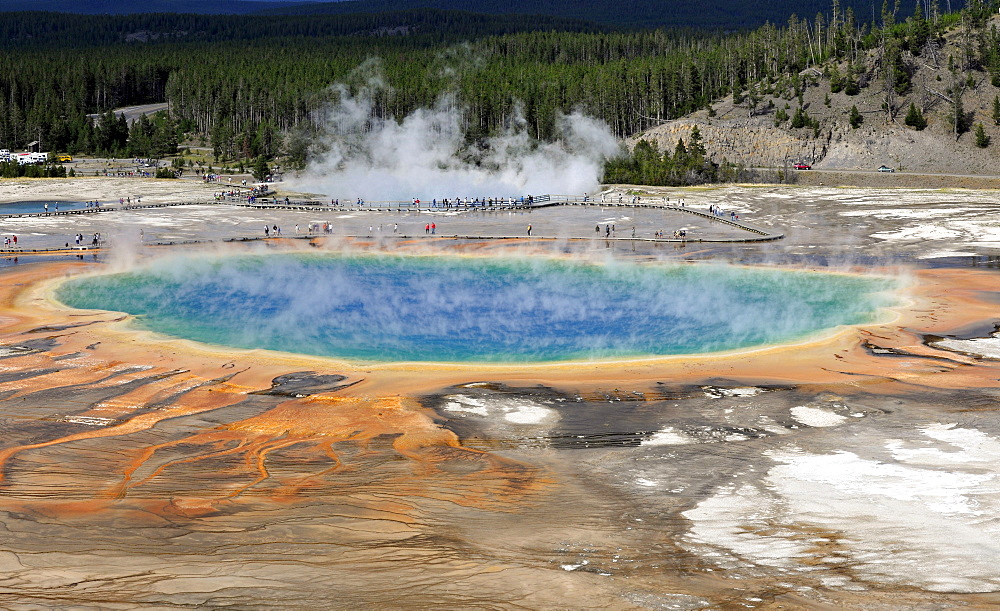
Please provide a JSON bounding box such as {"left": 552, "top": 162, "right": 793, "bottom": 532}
{"left": 86, "top": 102, "right": 169, "bottom": 125}
{"left": 798, "top": 167, "right": 1000, "bottom": 180}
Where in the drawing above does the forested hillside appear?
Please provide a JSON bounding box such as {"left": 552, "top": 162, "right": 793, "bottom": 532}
{"left": 0, "top": 1, "right": 291, "bottom": 16}
{"left": 1, "top": 1, "right": 998, "bottom": 181}
{"left": 2, "top": 0, "right": 969, "bottom": 31}
{"left": 0, "top": 10, "right": 602, "bottom": 48}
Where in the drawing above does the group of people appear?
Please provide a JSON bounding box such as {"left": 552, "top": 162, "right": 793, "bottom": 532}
{"left": 600, "top": 193, "right": 689, "bottom": 208}
{"left": 592, "top": 222, "right": 689, "bottom": 240}
{"left": 597, "top": 224, "right": 617, "bottom": 237}
{"left": 364, "top": 223, "right": 431, "bottom": 236}
{"left": 408, "top": 196, "right": 532, "bottom": 208}
{"left": 604, "top": 193, "right": 644, "bottom": 205}
{"left": 72, "top": 232, "right": 102, "bottom": 247}
{"left": 2, "top": 235, "right": 17, "bottom": 249}
{"left": 330, "top": 196, "right": 533, "bottom": 208}
{"left": 274, "top": 221, "right": 447, "bottom": 238}
{"left": 708, "top": 204, "right": 738, "bottom": 221}
{"left": 42, "top": 199, "right": 141, "bottom": 213}
{"left": 426, "top": 196, "right": 527, "bottom": 208}
{"left": 296, "top": 222, "right": 337, "bottom": 234}
{"left": 215, "top": 185, "right": 271, "bottom": 203}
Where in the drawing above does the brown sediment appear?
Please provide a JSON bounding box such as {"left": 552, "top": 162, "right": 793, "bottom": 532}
{"left": 0, "top": 261, "right": 553, "bottom": 523}
{"left": 5, "top": 257, "right": 998, "bottom": 397}
{"left": 1, "top": 252, "right": 999, "bottom": 607}
{"left": 0, "top": 259, "right": 994, "bottom": 471}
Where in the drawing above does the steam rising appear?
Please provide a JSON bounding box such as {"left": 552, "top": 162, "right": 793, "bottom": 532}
{"left": 291, "top": 85, "right": 620, "bottom": 200}
{"left": 56, "top": 253, "right": 895, "bottom": 363}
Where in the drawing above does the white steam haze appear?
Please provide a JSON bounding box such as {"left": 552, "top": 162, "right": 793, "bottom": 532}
{"left": 290, "top": 83, "right": 620, "bottom": 200}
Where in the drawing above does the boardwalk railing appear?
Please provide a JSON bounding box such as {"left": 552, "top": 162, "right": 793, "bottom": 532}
{"left": 231, "top": 197, "right": 536, "bottom": 212}
{"left": 0, "top": 192, "right": 783, "bottom": 247}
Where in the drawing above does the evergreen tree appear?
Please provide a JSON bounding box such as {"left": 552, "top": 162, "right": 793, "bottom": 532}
{"left": 791, "top": 107, "right": 810, "bottom": 128}
{"left": 688, "top": 126, "right": 706, "bottom": 159}
{"left": 829, "top": 64, "right": 844, "bottom": 93}
{"left": 974, "top": 122, "right": 990, "bottom": 147}
{"left": 992, "top": 95, "right": 1000, "bottom": 125}
{"left": 849, "top": 105, "right": 863, "bottom": 128}
{"left": 904, "top": 102, "right": 927, "bottom": 129}
{"left": 952, "top": 88, "right": 969, "bottom": 138}
{"left": 252, "top": 155, "right": 271, "bottom": 181}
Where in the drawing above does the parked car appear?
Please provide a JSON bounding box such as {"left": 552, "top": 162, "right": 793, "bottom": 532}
{"left": 878, "top": 165, "right": 895, "bottom": 172}
{"left": 794, "top": 163, "right": 812, "bottom": 170}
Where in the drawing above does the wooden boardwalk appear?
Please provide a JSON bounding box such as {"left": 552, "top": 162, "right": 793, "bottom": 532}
{"left": 227, "top": 194, "right": 782, "bottom": 242}
{"left": 0, "top": 193, "right": 783, "bottom": 255}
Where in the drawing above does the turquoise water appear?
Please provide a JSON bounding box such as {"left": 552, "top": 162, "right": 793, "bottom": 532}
{"left": 0, "top": 201, "right": 87, "bottom": 214}
{"left": 56, "top": 254, "right": 895, "bottom": 363}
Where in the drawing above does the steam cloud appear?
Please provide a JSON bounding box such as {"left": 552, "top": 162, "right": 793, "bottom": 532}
{"left": 290, "top": 84, "right": 620, "bottom": 201}
{"left": 57, "top": 253, "right": 895, "bottom": 363}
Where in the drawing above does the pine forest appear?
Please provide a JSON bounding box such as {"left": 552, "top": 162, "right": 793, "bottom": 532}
{"left": 1, "top": 0, "right": 999, "bottom": 184}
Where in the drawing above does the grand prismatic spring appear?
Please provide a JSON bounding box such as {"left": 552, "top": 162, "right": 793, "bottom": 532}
{"left": 0, "top": 181, "right": 1000, "bottom": 608}
{"left": 56, "top": 254, "right": 894, "bottom": 363}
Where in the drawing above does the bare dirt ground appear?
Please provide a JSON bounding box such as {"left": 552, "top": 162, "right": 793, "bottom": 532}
{"left": 635, "top": 15, "right": 1000, "bottom": 177}
{"left": 784, "top": 168, "right": 1000, "bottom": 189}
{"left": 0, "top": 176, "right": 999, "bottom": 608}
{"left": 0, "top": 176, "right": 219, "bottom": 207}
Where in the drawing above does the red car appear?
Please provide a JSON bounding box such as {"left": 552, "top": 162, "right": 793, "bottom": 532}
{"left": 794, "top": 163, "right": 812, "bottom": 170}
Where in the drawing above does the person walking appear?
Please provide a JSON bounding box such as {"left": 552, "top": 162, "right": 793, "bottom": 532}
{"left": 527, "top": 224, "right": 532, "bottom": 236}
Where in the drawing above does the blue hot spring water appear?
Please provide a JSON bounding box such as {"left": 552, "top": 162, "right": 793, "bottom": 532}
{"left": 56, "top": 254, "right": 895, "bottom": 363}
{"left": 0, "top": 201, "right": 88, "bottom": 214}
